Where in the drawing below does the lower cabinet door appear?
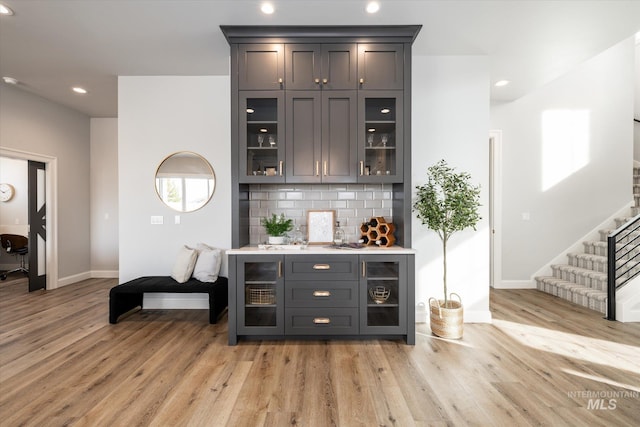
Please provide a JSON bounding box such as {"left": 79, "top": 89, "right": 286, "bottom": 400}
{"left": 237, "top": 255, "right": 285, "bottom": 336}
{"left": 286, "top": 308, "right": 358, "bottom": 335}
{"left": 359, "top": 255, "right": 407, "bottom": 335}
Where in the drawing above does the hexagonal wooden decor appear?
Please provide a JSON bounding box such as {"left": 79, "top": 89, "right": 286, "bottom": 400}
{"left": 360, "top": 216, "right": 396, "bottom": 247}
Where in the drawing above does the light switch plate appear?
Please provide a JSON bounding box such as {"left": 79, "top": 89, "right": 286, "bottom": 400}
{"left": 151, "top": 215, "right": 164, "bottom": 225}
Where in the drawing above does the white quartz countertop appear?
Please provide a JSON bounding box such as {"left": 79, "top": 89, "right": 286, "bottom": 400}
{"left": 226, "top": 245, "right": 416, "bottom": 255}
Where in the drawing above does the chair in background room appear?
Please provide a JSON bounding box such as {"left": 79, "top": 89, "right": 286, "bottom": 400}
{"left": 0, "top": 234, "right": 29, "bottom": 280}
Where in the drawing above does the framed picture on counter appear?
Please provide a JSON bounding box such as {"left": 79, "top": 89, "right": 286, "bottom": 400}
{"left": 307, "top": 210, "right": 335, "bottom": 244}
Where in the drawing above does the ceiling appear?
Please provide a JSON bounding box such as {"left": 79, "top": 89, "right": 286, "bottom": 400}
{"left": 1, "top": 0, "right": 639, "bottom": 118}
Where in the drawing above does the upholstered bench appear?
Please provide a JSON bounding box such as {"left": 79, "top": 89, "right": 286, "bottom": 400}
{"left": 109, "top": 276, "right": 228, "bottom": 324}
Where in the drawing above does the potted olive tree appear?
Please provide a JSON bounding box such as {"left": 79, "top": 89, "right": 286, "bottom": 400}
{"left": 261, "top": 213, "right": 293, "bottom": 245}
{"left": 413, "top": 160, "right": 481, "bottom": 339}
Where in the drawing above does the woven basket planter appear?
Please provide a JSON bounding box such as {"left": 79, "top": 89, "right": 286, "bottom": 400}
{"left": 428, "top": 293, "right": 463, "bottom": 339}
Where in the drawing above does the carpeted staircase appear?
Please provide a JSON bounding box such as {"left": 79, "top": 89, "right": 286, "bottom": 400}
{"left": 534, "top": 162, "right": 640, "bottom": 315}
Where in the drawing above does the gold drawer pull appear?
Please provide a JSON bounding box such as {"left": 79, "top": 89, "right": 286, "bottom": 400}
{"left": 313, "top": 317, "right": 331, "bottom": 324}
{"left": 313, "top": 290, "right": 331, "bottom": 297}
{"left": 313, "top": 264, "right": 331, "bottom": 270}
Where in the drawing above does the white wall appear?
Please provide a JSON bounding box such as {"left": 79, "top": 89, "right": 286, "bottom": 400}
{"left": 0, "top": 157, "right": 28, "bottom": 229}
{"left": 411, "top": 56, "right": 492, "bottom": 323}
{"left": 90, "top": 118, "right": 119, "bottom": 275}
{"left": 0, "top": 84, "right": 91, "bottom": 283}
{"left": 492, "top": 37, "right": 635, "bottom": 283}
{"left": 118, "top": 76, "right": 231, "bottom": 292}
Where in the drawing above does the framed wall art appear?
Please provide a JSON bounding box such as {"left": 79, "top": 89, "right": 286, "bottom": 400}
{"left": 306, "top": 210, "right": 335, "bottom": 244}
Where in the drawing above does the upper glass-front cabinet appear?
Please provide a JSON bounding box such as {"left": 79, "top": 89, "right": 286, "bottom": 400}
{"left": 239, "top": 92, "right": 286, "bottom": 183}
{"left": 358, "top": 91, "right": 404, "bottom": 183}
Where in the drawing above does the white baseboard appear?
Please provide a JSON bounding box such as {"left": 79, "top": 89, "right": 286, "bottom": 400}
{"left": 91, "top": 270, "right": 119, "bottom": 278}
{"left": 143, "top": 293, "right": 209, "bottom": 310}
{"left": 493, "top": 280, "right": 536, "bottom": 289}
{"left": 55, "top": 270, "right": 118, "bottom": 288}
{"left": 57, "top": 271, "right": 92, "bottom": 288}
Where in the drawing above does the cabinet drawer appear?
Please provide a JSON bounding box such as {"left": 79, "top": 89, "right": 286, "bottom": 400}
{"left": 285, "top": 308, "right": 358, "bottom": 335}
{"left": 285, "top": 281, "right": 358, "bottom": 308}
{"left": 285, "top": 255, "right": 358, "bottom": 280}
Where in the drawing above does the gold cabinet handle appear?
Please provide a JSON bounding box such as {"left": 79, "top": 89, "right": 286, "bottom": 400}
{"left": 362, "top": 261, "right": 366, "bottom": 277}
{"left": 278, "top": 78, "right": 283, "bottom": 84}
{"left": 313, "top": 290, "right": 331, "bottom": 297}
{"left": 313, "top": 264, "right": 331, "bottom": 270}
{"left": 322, "top": 78, "right": 328, "bottom": 84}
{"left": 359, "top": 78, "right": 364, "bottom": 84}
{"left": 315, "top": 78, "right": 320, "bottom": 84}
{"left": 279, "top": 160, "right": 284, "bottom": 176}
{"left": 323, "top": 161, "right": 328, "bottom": 176}
{"left": 313, "top": 317, "right": 331, "bottom": 324}
{"left": 278, "top": 260, "right": 283, "bottom": 278}
{"left": 315, "top": 161, "right": 320, "bottom": 176}
{"left": 359, "top": 161, "right": 364, "bottom": 176}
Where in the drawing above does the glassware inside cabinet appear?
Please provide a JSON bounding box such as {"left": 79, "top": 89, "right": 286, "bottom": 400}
{"left": 363, "top": 97, "right": 396, "bottom": 177}
{"left": 245, "top": 97, "right": 280, "bottom": 178}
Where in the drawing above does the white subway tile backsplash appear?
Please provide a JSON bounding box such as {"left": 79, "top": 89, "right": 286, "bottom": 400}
{"left": 364, "top": 199, "right": 382, "bottom": 209}
{"left": 286, "top": 192, "right": 304, "bottom": 200}
{"left": 337, "top": 209, "right": 356, "bottom": 218}
{"left": 312, "top": 200, "right": 332, "bottom": 209}
{"left": 320, "top": 191, "right": 338, "bottom": 200}
{"left": 331, "top": 200, "right": 348, "bottom": 209}
{"left": 338, "top": 191, "right": 356, "bottom": 200}
{"left": 277, "top": 201, "right": 296, "bottom": 209}
{"left": 249, "top": 184, "right": 394, "bottom": 243}
{"left": 250, "top": 192, "right": 268, "bottom": 200}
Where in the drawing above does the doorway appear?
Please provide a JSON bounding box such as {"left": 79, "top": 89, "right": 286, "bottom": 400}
{"left": 489, "top": 130, "right": 503, "bottom": 288}
{"left": 0, "top": 148, "right": 58, "bottom": 290}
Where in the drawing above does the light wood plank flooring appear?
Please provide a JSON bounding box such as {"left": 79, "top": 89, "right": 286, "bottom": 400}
{"left": 1, "top": 276, "right": 638, "bottom": 426}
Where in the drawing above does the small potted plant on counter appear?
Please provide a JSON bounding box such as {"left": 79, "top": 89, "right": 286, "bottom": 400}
{"left": 413, "top": 159, "right": 481, "bottom": 339}
{"left": 261, "top": 213, "right": 293, "bottom": 245}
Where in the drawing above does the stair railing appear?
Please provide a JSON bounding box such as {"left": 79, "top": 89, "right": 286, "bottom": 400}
{"left": 607, "top": 213, "right": 640, "bottom": 320}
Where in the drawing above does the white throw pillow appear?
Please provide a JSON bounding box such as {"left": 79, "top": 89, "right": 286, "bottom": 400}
{"left": 171, "top": 245, "right": 198, "bottom": 283}
{"left": 192, "top": 243, "right": 222, "bottom": 282}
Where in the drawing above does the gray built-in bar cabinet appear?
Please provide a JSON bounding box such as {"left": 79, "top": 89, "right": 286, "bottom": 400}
{"left": 221, "top": 26, "right": 421, "bottom": 345}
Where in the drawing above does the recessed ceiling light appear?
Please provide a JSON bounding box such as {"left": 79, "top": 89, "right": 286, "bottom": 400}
{"left": 259, "top": 128, "right": 268, "bottom": 133}
{"left": 494, "top": 80, "right": 510, "bottom": 87}
{"left": 368, "top": 128, "right": 376, "bottom": 132}
{"left": 380, "top": 108, "right": 390, "bottom": 114}
{"left": 0, "top": 3, "right": 14, "bottom": 15}
{"left": 261, "top": 3, "right": 274, "bottom": 14}
{"left": 2, "top": 76, "right": 18, "bottom": 85}
{"left": 72, "top": 87, "right": 88, "bottom": 94}
{"left": 246, "top": 108, "right": 255, "bottom": 113}
{"left": 366, "top": 2, "right": 380, "bottom": 14}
